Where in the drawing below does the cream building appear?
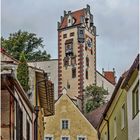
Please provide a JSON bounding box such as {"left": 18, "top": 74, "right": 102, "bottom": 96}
{"left": 44, "top": 94, "right": 98, "bottom": 140}
{"left": 57, "top": 5, "right": 96, "bottom": 110}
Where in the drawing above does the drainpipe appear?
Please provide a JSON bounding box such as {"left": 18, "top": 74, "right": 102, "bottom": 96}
{"left": 103, "top": 114, "right": 110, "bottom": 140}
{"left": 34, "top": 81, "right": 39, "bottom": 140}
{"left": 34, "top": 78, "right": 47, "bottom": 140}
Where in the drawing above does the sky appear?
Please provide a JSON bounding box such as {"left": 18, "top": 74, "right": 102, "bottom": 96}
{"left": 1, "top": 0, "right": 139, "bottom": 79}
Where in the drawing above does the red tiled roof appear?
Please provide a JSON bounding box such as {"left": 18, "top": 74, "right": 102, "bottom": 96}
{"left": 86, "top": 103, "right": 108, "bottom": 129}
{"left": 104, "top": 71, "right": 116, "bottom": 85}
{"left": 60, "top": 9, "right": 85, "bottom": 29}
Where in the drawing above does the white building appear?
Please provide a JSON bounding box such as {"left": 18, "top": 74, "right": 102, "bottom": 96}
{"left": 121, "top": 54, "right": 139, "bottom": 140}
{"left": 28, "top": 59, "right": 58, "bottom": 100}
{"left": 28, "top": 59, "right": 115, "bottom": 101}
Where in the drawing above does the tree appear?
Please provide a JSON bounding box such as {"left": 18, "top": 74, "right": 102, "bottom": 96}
{"left": 84, "top": 84, "right": 108, "bottom": 113}
{"left": 17, "top": 52, "right": 29, "bottom": 92}
{"left": 1, "top": 30, "right": 51, "bottom": 61}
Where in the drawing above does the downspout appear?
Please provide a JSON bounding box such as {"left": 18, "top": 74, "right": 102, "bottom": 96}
{"left": 34, "top": 82, "right": 39, "bottom": 140}
{"left": 104, "top": 116, "right": 110, "bottom": 140}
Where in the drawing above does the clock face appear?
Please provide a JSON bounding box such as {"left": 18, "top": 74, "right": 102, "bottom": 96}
{"left": 86, "top": 37, "right": 92, "bottom": 48}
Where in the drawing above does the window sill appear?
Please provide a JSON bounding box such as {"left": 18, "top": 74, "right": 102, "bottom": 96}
{"left": 132, "top": 110, "right": 140, "bottom": 120}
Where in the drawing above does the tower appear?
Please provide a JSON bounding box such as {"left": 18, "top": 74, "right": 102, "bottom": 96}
{"left": 58, "top": 5, "right": 96, "bottom": 109}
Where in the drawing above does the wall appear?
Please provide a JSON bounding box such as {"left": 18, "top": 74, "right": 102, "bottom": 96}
{"left": 96, "top": 71, "right": 115, "bottom": 101}
{"left": 44, "top": 94, "right": 98, "bottom": 140}
{"left": 127, "top": 76, "right": 139, "bottom": 140}
{"left": 28, "top": 60, "right": 58, "bottom": 100}
{"left": 99, "top": 88, "right": 128, "bottom": 140}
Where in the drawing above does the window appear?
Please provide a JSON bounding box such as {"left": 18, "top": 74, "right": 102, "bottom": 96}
{"left": 64, "top": 57, "right": 69, "bottom": 67}
{"left": 61, "top": 120, "right": 69, "bottom": 129}
{"left": 121, "top": 104, "right": 125, "bottom": 129}
{"left": 45, "top": 137, "right": 53, "bottom": 140}
{"left": 104, "top": 132, "right": 107, "bottom": 140}
{"left": 72, "top": 68, "right": 76, "bottom": 78}
{"left": 80, "top": 30, "right": 84, "bottom": 34}
{"left": 71, "top": 56, "right": 76, "bottom": 66}
{"left": 16, "top": 103, "right": 23, "bottom": 140}
{"left": 86, "top": 69, "right": 88, "bottom": 79}
{"left": 26, "top": 120, "right": 30, "bottom": 140}
{"left": 114, "top": 117, "right": 117, "bottom": 139}
{"left": 61, "top": 136, "right": 70, "bottom": 140}
{"left": 132, "top": 82, "right": 139, "bottom": 118}
{"left": 77, "top": 136, "right": 86, "bottom": 140}
{"left": 63, "top": 34, "right": 67, "bottom": 39}
{"left": 65, "top": 43, "right": 73, "bottom": 57}
{"left": 70, "top": 32, "right": 74, "bottom": 37}
{"left": 86, "top": 57, "right": 89, "bottom": 67}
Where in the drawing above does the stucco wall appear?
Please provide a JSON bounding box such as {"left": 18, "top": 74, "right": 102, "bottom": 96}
{"left": 28, "top": 60, "right": 58, "bottom": 100}
{"left": 96, "top": 71, "right": 115, "bottom": 101}
{"left": 127, "top": 76, "right": 140, "bottom": 140}
{"left": 44, "top": 94, "right": 98, "bottom": 140}
{"left": 99, "top": 88, "right": 128, "bottom": 140}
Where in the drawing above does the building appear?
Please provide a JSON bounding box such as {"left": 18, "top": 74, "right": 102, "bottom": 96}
{"left": 57, "top": 5, "right": 97, "bottom": 109}
{"left": 96, "top": 70, "right": 115, "bottom": 101}
{"left": 121, "top": 54, "right": 139, "bottom": 140}
{"left": 28, "top": 59, "right": 58, "bottom": 100}
{"left": 1, "top": 49, "right": 55, "bottom": 140}
{"left": 97, "top": 75, "right": 128, "bottom": 140}
{"left": 1, "top": 69, "right": 35, "bottom": 140}
{"left": 28, "top": 60, "right": 115, "bottom": 105}
{"left": 44, "top": 93, "right": 98, "bottom": 140}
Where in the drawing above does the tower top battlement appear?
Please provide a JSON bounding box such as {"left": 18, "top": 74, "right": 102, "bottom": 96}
{"left": 58, "top": 4, "right": 96, "bottom": 35}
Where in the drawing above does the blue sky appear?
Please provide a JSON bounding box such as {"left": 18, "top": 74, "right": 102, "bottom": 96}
{"left": 1, "top": 0, "right": 139, "bottom": 79}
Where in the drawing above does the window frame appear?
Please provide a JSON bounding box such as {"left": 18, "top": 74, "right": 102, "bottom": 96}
{"left": 44, "top": 135, "right": 54, "bottom": 140}
{"left": 61, "top": 135, "right": 70, "bottom": 140}
{"left": 113, "top": 117, "right": 117, "bottom": 139}
{"left": 77, "top": 135, "right": 87, "bottom": 140}
{"left": 61, "top": 119, "right": 70, "bottom": 129}
{"left": 72, "top": 67, "right": 76, "bottom": 78}
{"left": 86, "top": 69, "right": 88, "bottom": 79}
{"left": 121, "top": 104, "right": 126, "bottom": 129}
{"left": 63, "top": 34, "right": 67, "bottom": 39}
{"left": 132, "top": 81, "right": 139, "bottom": 119}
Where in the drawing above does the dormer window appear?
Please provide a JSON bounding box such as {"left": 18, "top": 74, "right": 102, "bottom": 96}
{"left": 67, "top": 15, "right": 72, "bottom": 26}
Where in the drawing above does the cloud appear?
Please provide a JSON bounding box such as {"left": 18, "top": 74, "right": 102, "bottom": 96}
{"left": 1, "top": 0, "right": 139, "bottom": 78}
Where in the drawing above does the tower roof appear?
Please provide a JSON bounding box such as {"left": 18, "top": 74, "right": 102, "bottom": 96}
{"left": 60, "top": 9, "right": 85, "bottom": 29}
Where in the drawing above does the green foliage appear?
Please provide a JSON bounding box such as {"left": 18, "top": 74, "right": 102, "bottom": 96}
{"left": 1, "top": 30, "right": 51, "bottom": 61}
{"left": 17, "top": 52, "right": 29, "bottom": 92}
{"left": 84, "top": 84, "right": 108, "bottom": 113}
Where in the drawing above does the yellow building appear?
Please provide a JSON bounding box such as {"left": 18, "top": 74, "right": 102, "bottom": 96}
{"left": 44, "top": 94, "right": 98, "bottom": 140}
{"left": 97, "top": 75, "right": 128, "bottom": 140}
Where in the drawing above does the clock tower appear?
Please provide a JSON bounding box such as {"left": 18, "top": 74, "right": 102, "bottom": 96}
{"left": 58, "top": 5, "right": 96, "bottom": 110}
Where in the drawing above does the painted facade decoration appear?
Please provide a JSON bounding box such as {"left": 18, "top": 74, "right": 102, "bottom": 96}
{"left": 44, "top": 94, "right": 98, "bottom": 140}
{"left": 57, "top": 5, "right": 97, "bottom": 110}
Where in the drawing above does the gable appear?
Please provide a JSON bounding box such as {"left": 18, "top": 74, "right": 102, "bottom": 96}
{"left": 44, "top": 94, "right": 98, "bottom": 140}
